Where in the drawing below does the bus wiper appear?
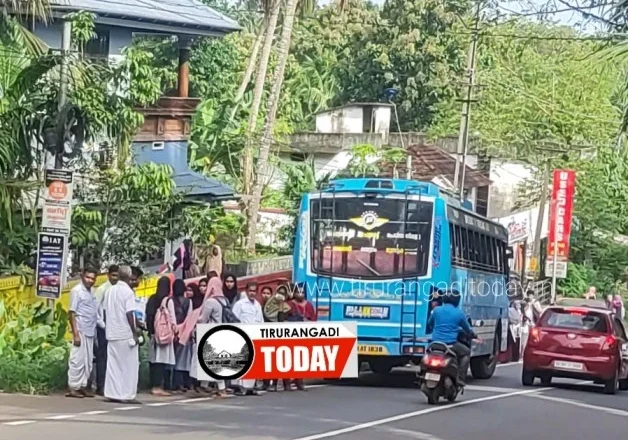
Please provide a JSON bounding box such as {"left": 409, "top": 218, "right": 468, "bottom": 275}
{"left": 357, "top": 259, "right": 381, "bottom": 276}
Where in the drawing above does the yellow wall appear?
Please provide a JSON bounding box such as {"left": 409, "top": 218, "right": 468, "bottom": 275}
{"left": 0, "top": 274, "right": 161, "bottom": 310}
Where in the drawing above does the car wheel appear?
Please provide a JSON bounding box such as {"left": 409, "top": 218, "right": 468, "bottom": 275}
{"left": 540, "top": 375, "right": 552, "bottom": 386}
{"left": 522, "top": 369, "right": 535, "bottom": 386}
{"left": 619, "top": 378, "right": 628, "bottom": 391}
{"left": 603, "top": 373, "right": 618, "bottom": 395}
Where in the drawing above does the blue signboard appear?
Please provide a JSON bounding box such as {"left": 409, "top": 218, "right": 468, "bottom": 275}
{"left": 35, "top": 232, "right": 66, "bottom": 299}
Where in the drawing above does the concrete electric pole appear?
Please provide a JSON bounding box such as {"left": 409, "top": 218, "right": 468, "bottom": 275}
{"left": 453, "top": 2, "right": 482, "bottom": 200}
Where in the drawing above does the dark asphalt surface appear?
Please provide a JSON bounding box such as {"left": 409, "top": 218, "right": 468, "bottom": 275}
{"left": 1, "top": 362, "right": 627, "bottom": 440}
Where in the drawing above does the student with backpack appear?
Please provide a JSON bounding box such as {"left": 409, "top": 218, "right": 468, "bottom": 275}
{"left": 146, "top": 276, "right": 177, "bottom": 396}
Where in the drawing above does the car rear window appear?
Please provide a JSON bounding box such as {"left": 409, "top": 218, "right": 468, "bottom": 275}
{"left": 540, "top": 309, "right": 609, "bottom": 333}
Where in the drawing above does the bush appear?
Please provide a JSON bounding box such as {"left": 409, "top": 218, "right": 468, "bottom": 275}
{"left": 0, "top": 300, "right": 70, "bottom": 394}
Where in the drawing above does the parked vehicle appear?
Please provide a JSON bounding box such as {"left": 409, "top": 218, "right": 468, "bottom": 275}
{"left": 522, "top": 306, "right": 628, "bottom": 394}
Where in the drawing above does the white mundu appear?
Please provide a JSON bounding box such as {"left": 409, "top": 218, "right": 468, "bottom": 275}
{"left": 103, "top": 281, "right": 138, "bottom": 401}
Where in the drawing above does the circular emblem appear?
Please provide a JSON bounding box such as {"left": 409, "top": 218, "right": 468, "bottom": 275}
{"left": 362, "top": 211, "right": 378, "bottom": 227}
{"left": 197, "top": 325, "right": 254, "bottom": 381}
{"left": 48, "top": 181, "right": 68, "bottom": 200}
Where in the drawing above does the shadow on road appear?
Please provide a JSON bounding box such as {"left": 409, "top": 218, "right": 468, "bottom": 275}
{"left": 326, "top": 369, "right": 419, "bottom": 389}
{"left": 541, "top": 381, "right": 606, "bottom": 395}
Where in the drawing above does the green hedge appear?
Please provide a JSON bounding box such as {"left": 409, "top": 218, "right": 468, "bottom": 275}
{"left": 0, "top": 300, "right": 154, "bottom": 394}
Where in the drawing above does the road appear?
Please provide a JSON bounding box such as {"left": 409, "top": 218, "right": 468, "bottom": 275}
{"left": 1, "top": 362, "right": 627, "bottom": 440}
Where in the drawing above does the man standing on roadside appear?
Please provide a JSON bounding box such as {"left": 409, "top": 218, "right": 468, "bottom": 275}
{"left": 67, "top": 265, "right": 98, "bottom": 398}
{"left": 103, "top": 265, "right": 141, "bottom": 403}
{"left": 93, "top": 264, "right": 119, "bottom": 396}
{"left": 232, "top": 282, "right": 264, "bottom": 396}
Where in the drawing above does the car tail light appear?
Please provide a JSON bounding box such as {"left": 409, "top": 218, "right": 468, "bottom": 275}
{"left": 569, "top": 309, "right": 588, "bottom": 316}
{"left": 602, "top": 335, "right": 617, "bottom": 353}
{"left": 528, "top": 327, "right": 541, "bottom": 346}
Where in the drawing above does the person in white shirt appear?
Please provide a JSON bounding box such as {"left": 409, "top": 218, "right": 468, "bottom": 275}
{"left": 67, "top": 266, "right": 98, "bottom": 398}
{"left": 102, "top": 265, "right": 140, "bottom": 403}
{"left": 92, "top": 264, "right": 119, "bottom": 396}
{"left": 232, "top": 282, "right": 264, "bottom": 396}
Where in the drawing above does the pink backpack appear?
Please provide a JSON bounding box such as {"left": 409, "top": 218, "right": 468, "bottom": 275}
{"left": 154, "top": 297, "right": 175, "bottom": 345}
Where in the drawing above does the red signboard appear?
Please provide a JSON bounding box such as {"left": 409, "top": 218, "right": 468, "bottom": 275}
{"left": 547, "top": 169, "right": 576, "bottom": 259}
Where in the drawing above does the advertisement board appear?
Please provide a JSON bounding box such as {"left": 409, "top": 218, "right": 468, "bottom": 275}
{"left": 42, "top": 169, "right": 74, "bottom": 235}
{"left": 35, "top": 233, "right": 67, "bottom": 299}
{"left": 545, "top": 169, "right": 576, "bottom": 279}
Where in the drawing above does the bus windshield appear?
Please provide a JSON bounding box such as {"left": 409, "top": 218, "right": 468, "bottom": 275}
{"left": 310, "top": 196, "right": 433, "bottom": 279}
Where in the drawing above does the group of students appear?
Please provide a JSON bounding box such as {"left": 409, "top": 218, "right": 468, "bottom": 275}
{"left": 144, "top": 272, "right": 317, "bottom": 397}
{"left": 66, "top": 262, "right": 317, "bottom": 403}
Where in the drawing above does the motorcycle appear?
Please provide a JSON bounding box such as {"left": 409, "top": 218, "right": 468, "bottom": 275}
{"left": 417, "top": 327, "right": 473, "bottom": 405}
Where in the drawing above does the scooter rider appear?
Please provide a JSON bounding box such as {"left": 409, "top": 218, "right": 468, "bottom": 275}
{"left": 427, "top": 290, "right": 478, "bottom": 386}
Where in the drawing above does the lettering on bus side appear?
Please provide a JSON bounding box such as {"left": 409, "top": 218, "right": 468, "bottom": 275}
{"left": 298, "top": 210, "right": 308, "bottom": 270}
{"left": 432, "top": 217, "right": 442, "bottom": 268}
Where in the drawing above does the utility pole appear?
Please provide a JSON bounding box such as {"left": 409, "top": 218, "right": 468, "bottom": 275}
{"left": 56, "top": 18, "right": 72, "bottom": 169}
{"left": 453, "top": 1, "right": 482, "bottom": 200}
{"left": 532, "top": 160, "right": 550, "bottom": 277}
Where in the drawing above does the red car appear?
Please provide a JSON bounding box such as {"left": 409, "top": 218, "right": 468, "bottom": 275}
{"left": 522, "top": 306, "right": 628, "bottom": 394}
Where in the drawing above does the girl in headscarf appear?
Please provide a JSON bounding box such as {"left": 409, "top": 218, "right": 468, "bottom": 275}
{"left": 198, "top": 277, "right": 208, "bottom": 295}
{"left": 147, "top": 276, "right": 175, "bottom": 396}
{"left": 191, "top": 281, "right": 205, "bottom": 310}
{"left": 203, "top": 244, "right": 223, "bottom": 278}
{"left": 222, "top": 272, "right": 239, "bottom": 305}
{"left": 194, "top": 275, "right": 229, "bottom": 397}
{"left": 172, "top": 279, "right": 194, "bottom": 392}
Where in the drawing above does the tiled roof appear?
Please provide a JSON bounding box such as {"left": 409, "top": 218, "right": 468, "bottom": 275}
{"left": 50, "top": 0, "right": 240, "bottom": 35}
{"left": 379, "top": 144, "right": 491, "bottom": 189}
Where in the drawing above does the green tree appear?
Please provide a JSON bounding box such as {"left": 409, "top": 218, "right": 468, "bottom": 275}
{"left": 71, "top": 163, "right": 180, "bottom": 267}
{"left": 331, "top": 0, "right": 470, "bottom": 130}
{"left": 430, "top": 20, "right": 621, "bottom": 162}
{"left": 559, "top": 145, "right": 628, "bottom": 294}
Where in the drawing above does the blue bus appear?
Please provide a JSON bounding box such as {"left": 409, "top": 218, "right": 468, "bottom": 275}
{"left": 293, "top": 178, "right": 512, "bottom": 378}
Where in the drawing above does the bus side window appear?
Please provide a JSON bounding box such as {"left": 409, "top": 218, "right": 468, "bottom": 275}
{"left": 449, "top": 224, "right": 455, "bottom": 263}
{"left": 496, "top": 241, "right": 503, "bottom": 274}
{"left": 480, "top": 234, "right": 488, "bottom": 268}
{"left": 472, "top": 231, "right": 480, "bottom": 266}
{"left": 455, "top": 225, "right": 462, "bottom": 262}
{"left": 488, "top": 237, "right": 496, "bottom": 272}
{"left": 461, "top": 227, "right": 470, "bottom": 265}
{"left": 502, "top": 241, "right": 509, "bottom": 275}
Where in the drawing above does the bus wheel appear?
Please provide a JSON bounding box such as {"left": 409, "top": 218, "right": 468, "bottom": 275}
{"left": 470, "top": 332, "right": 499, "bottom": 380}
{"left": 369, "top": 361, "right": 393, "bottom": 375}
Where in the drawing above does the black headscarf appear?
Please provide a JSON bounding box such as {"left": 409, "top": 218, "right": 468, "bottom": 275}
{"left": 189, "top": 283, "right": 204, "bottom": 310}
{"left": 146, "top": 276, "right": 171, "bottom": 335}
{"left": 222, "top": 272, "right": 238, "bottom": 304}
{"left": 172, "top": 279, "right": 189, "bottom": 324}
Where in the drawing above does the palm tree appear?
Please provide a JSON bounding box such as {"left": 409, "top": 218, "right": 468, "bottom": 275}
{"left": 1, "top": 0, "right": 50, "bottom": 55}
{"left": 245, "top": 0, "right": 302, "bottom": 252}
{"left": 242, "top": 0, "right": 282, "bottom": 201}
